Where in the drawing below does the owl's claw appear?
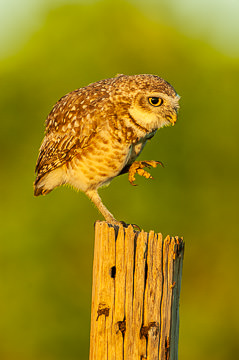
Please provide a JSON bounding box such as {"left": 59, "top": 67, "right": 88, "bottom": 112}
{"left": 119, "top": 221, "right": 141, "bottom": 231}
{"left": 131, "top": 223, "right": 141, "bottom": 231}
{"left": 128, "top": 160, "right": 163, "bottom": 186}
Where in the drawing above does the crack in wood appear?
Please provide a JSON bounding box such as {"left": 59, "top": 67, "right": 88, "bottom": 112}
{"left": 170, "top": 281, "right": 176, "bottom": 289}
{"left": 165, "top": 336, "right": 170, "bottom": 360}
{"left": 173, "top": 237, "right": 184, "bottom": 260}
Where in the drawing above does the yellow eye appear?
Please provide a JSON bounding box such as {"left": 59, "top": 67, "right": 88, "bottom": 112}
{"left": 148, "top": 97, "right": 163, "bottom": 107}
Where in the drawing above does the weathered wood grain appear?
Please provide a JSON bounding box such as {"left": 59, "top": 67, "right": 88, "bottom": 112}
{"left": 89, "top": 221, "right": 184, "bottom": 360}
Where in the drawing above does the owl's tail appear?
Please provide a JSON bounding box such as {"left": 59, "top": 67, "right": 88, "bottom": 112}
{"left": 34, "top": 184, "right": 52, "bottom": 196}
{"left": 34, "top": 175, "right": 53, "bottom": 196}
{"left": 34, "top": 167, "right": 65, "bottom": 196}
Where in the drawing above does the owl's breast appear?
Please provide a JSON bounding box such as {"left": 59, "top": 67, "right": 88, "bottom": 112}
{"left": 65, "top": 132, "right": 131, "bottom": 191}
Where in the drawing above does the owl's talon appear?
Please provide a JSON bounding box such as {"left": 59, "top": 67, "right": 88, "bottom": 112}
{"left": 119, "top": 221, "right": 141, "bottom": 231}
{"left": 119, "top": 221, "right": 133, "bottom": 228}
{"left": 131, "top": 223, "right": 141, "bottom": 231}
{"left": 128, "top": 160, "right": 163, "bottom": 185}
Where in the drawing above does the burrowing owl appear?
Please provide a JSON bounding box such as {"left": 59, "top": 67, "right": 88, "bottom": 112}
{"left": 34, "top": 74, "right": 180, "bottom": 225}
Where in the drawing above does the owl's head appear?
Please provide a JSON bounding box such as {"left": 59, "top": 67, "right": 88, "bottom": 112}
{"left": 112, "top": 74, "right": 180, "bottom": 133}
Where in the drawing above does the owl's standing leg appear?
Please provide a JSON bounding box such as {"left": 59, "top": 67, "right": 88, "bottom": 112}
{"left": 86, "top": 189, "right": 118, "bottom": 224}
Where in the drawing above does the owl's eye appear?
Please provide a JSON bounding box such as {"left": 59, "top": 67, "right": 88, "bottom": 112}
{"left": 148, "top": 97, "right": 163, "bottom": 107}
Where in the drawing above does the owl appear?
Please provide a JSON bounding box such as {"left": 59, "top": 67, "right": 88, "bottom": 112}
{"left": 34, "top": 74, "right": 180, "bottom": 225}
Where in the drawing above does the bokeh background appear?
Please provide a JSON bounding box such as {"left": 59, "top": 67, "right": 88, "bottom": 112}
{"left": 0, "top": 0, "right": 238, "bottom": 359}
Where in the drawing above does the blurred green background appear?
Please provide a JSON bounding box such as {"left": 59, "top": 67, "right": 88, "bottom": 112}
{"left": 0, "top": 0, "right": 238, "bottom": 359}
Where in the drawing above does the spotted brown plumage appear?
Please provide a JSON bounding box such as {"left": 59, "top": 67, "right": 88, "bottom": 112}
{"left": 34, "top": 74, "right": 180, "bottom": 224}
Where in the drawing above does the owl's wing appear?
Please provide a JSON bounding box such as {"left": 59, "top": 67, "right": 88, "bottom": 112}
{"left": 35, "top": 132, "right": 80, "bottom": 177}
{"left": 35, "top": 91, "right": 99, "bottom": 184}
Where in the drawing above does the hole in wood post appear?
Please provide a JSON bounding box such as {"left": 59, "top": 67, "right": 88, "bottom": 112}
{"left": 96, "top": 303, "right": 110, "bottom": 321}
{"left": 116, "top": 319, "right": 126, "bottom": 335}
{"left": 110, "top": 266, "right": 116, "bottom": 278}
{"left": 140, "top": 321, "right": 159, "bottom": 338}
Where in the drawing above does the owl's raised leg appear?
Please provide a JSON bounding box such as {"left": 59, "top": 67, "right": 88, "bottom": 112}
{"left": 86, "top": 189, "right": 121, "bottom": 225}
{"left": 128, "top": 160, "right": 163, "bottom": 186}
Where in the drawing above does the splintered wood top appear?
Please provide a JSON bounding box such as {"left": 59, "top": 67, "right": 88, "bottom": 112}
{"left": 90, "top": 221, "right": 184, "bottom": 360}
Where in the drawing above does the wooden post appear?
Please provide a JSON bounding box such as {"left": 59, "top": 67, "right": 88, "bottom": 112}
{"left": 89, "top": 221, "right": 184, "bottom": 360}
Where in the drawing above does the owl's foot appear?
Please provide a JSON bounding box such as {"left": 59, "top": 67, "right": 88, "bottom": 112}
{"left": 107, "top": 220, "right": 140, "bottom": 231}
{"left": 128, "top": 160, "right": 163, "bottom": 186}
{"left": 119, "top": 221, "right": 141, "bottom": 231}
